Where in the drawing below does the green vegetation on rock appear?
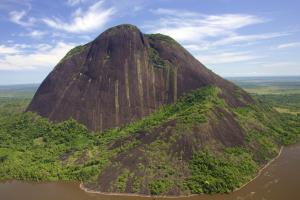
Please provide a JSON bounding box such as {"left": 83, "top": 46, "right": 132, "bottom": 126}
{"left": 0, "top": 84, "right": 299, "bottom": 195}
{"left": 149, "top": 179, "right": 172, "bottom": 195}
{"left": 0, "top": 87, "right": 221, "bottom": 183}
{"left": 147, "top": 33, "right": 178, "bottom": 46}
{"left": 148, "top": 47, "right": 167, "bottom": 68}
{"left": 107, "top": 24, "right": 139, "bottom": 35}
{"left": 116, "top": 169, "right": 130, "bottom": 192}
{"left": 60, "top": 45, "right": 87, "bottom": 63}
{"left": 186, "top": 148, "right": 258, "bottom": 194}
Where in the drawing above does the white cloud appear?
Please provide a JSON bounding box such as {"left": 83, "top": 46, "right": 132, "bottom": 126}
{"left": 0, "top": 42, "right": 75, "bottom": 70}
{"left": 0, "top": 44, "right": 31, "bottom": 55}
{"left": 146, "top": 8, "right": 287, "bottom": 50}
{"left": 184, "top": 44, "right": 210, "bottom": 51}
{"left": 197, "top": 51, "right": 260, "bottom": 65}
{"left": 145, "top": 8, "right": 290, "bottom": 67}
{"left": 277, "top": 42, "right": 300, "bottom": 49}
{"left": 19, "top": 30, "right": 47, "bottom": 38}
{"left": 151, "top": 8, "right": 199, "bottom": 17}
{"left": 133, "top": 5, "right": 143, "bottom": 12}
{"left": 34, "top": 43, "right": 53, "bottom": 51}
{"left": 43, "top": 1, "right": 115, "bottom": 33}
{"left": 260, "top": 62, "right": 299, "bottom": 68}
{"left": 212, "top": 32, "right": 288, "bottom": 46}
{"left": 66, "top": 0, "right": 86, "bottom": 6}
{"left": 28, "top": 30, "right": 47, "bottom": 37}
{"left": 9, "top": 10, "right": 36, "bottom": 26}
{"left": 217, "top": 60, "right": 300, "bottom": 77}
{"left": 0, "top": 45, "right": 21, "bottom": 55}
{"left": 147, "top": 9, "right": 266, "bottom": 43}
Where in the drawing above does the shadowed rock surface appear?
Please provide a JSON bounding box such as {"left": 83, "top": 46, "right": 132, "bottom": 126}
{"left": 27, "top": 24, "right": 252, "bottom": 132}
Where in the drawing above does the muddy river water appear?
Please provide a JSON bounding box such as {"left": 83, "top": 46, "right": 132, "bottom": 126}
{"left": 1, "top": 143, "right": 300, "bottom": 200}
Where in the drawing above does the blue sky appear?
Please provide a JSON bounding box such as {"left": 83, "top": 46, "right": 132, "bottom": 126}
{"left": 0, "top": 0, "right": 299, "bottom": 85}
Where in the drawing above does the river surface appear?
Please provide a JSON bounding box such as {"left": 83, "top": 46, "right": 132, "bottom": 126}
{"left": 1, "top": 144, "right": 300, "bottom": 200}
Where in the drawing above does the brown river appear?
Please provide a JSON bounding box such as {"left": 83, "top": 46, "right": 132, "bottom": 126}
{"left": 1, "top": 143, "right": 300, "bottom": 200}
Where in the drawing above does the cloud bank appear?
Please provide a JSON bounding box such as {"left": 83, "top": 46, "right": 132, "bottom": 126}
{"left": 43, "top": 1, "right": 115, "bottom": 33}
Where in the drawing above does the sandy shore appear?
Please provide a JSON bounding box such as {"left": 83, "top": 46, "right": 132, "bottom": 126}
{"left": 80, "top": 146, "right": 284, "bottom": 198}
{"left": 79, "top": 183, "right": 195, "bottom": 198}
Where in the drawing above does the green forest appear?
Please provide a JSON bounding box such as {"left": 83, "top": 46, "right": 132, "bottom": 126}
{"left": 0, "top": 82, "right": 299, "bottom": 195}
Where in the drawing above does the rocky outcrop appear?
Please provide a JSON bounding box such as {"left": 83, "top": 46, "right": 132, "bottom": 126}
{"left": 27, "top": 24, "right": 253, "bottom": 131}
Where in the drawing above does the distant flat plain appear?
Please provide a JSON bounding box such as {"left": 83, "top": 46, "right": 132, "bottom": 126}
{"left": 228, "top": 76, "right": 300, "bottom": 94}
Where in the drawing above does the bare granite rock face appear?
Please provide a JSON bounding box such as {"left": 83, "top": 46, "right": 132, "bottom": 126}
{"left": 27, "top": 24, "right": 253, "bottom": 131}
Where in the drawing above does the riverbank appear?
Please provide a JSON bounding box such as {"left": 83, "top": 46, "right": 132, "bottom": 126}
{"left": 233, "top": 146, "right": 283, "bottom": 192}
{"left": 79, "top": 183, "right": 196, "bottom": 198}
{"left": 79, "top": 146, "right": 284, "bottom": 198}
{"left": 3, "top": 144, "right": 300, "bottom": 200}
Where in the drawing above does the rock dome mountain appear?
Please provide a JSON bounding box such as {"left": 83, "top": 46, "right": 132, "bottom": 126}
{"left": 24, "top": 24, "right": 285, "bottom": 195}
{"left": 27, "top": 24, "right": 252, "bottom": 132}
